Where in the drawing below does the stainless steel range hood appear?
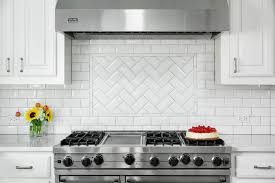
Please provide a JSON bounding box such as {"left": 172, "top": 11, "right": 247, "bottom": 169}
{"left": 55, "top": 0, "right": 229, "bottom": 39}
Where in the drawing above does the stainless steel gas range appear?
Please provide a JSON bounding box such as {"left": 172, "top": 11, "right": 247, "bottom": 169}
{"left": 54, "top": 131, "right": 232, "bottom": 183}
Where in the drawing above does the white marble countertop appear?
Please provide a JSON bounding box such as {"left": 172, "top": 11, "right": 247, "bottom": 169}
{"left": 220, "top": 134, "right": 275, "bottom": 152}
{"left": 0, "top": 134, "right": 66, "bottom": 152}
{"left": 0, "top": 134, "right": 274, "bottom": 152}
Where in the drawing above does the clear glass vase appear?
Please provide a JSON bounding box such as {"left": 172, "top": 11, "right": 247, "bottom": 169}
{"left": 30, "top": 120, "right": 48, "bottom": 137}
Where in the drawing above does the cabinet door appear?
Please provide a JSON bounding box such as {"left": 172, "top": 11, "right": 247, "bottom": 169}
{"left": 230, "top": 0, "right": 274, "bottom": 77}
{"left": 0, "top": 0, "right": 13, "bottom": 76}
{"left": 14, "top": 0, "right": 56, "bottom": 77}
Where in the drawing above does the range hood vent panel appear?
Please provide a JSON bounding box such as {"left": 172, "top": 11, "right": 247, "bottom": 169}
{"left": 56, "top": 0, "right": 229, "bottom": 39}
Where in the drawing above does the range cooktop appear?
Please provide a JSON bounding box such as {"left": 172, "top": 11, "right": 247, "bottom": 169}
{"left": 54, "top": 131, "right": 231, "bottom": 171}
{"left": 59, "top": 131, "right": 225, "bottom": 147}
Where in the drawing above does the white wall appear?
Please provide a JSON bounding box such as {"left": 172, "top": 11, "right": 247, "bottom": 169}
{"left": 0, "top": 38, "right": 274, "bottom": 135}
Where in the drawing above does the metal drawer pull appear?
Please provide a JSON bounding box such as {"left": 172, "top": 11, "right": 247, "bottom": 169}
{"left": 254, "top": 165, "right": 272, "bottom": 169}
{"left": 113, "top": 179, "right": 120, "bottom": 183}
{"left": 19, "top": 57, "right": 24, "bottom": 72}
{"left": 233, "top": 57, "right": 238, "bottom": 73}
{"left": 6, "top": 57, "right": 10, "bottom": 72}
{"left": 16, "top": 166, "right": 33, "bottom": 169}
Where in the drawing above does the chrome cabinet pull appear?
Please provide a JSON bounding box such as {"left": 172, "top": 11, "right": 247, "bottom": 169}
{"left": 19, "top": 57, "right": 24, "bottom": 72}
{"left": 233, "top": 57, "right": 238, "bottom": 73}
{"left": 16, "top": 166, "right": 33, "bottom": 169}
{"left": 254, "top": 165, "right": 272, "bottom": 169}
{"left": 6, "top": 57, "right": 10, "bottom": 72}
{"left": 113, "top": 179, "right": 120, "bottom": 183}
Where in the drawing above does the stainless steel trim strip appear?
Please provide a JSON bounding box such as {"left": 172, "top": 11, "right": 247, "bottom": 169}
{"left": 53, "top": 146, "right": 232, "bottom": 154}
{"left": 55, "top": 169, "right": 231, "bottom": 176}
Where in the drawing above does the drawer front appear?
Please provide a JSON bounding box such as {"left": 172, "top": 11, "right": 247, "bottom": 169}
{"left": 236, "top": 155, "right": 275, "bottom": 178}
{"left": 0, "top": 153, "right": 51, "bottom": 178}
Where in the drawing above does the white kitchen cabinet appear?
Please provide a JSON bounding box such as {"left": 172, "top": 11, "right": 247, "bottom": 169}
{"left": 232, "top": 152, "right": 275, "bottom": 183}
{"left": 215, "top": 0, "right": 275, "bottom": 85}
{"left": 0, "top": 151, "right": 54, "bottom": 183}
{"left": 0, "top": 0, "right": 13, "bottom": 77}
{"left": 0, "top": 0, "right": 71, "bottom": 84}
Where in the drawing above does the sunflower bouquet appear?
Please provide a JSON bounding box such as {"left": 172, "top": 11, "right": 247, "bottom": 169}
{"left": 25, "top": 103, "right": 53, "bottom": 137}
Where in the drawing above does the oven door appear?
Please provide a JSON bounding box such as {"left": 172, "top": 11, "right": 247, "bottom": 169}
{"left": 59, "top": 176, "right": 120, "bottom": 183}
{"left": 125, "top": 176, "right": 228, "bottom": 183}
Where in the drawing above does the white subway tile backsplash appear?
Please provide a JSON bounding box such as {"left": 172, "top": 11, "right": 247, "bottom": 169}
{"left": 71, "top": 108, "right": 89, "bottom": 117}
{"left": 64, "top": 99, "right": 81, "bottom": 108}
{"left": 116, "top": 117, "right": 134, "bottom": 126}
{"left": 72, "top": 72, "right": 90, "bottom": 81}
{"left": 234, "top": 108, "right": 251, "bottom": 116}
{"left": 252, "top": 108, "right": 270, "bottom": 117}
{"left": 252, "top": 126, "right": 270, "bottom": 134}
{"left": 81, "top": 45, "right": 100, "bottom": 54}
{"left": 188, "top": 45, "right": 205, "bottom": 53}
{"left": 98, "top": 117, "right": 116, "bottom": 125}
{"left": 233, "top": 126, "right": 252, "bottom": 134}
{"left": 0, "top": 90, "right": 18, "bottom": 98}
{"left": 46, "top": 99, "right": 64, "bottom": 108}
{"left": 134, "top": 117, "right": 151, "bottom": 126}
{"left": 36, "top": 90, "right": 55, "bottom": 98}
{"left": 0, "top": 126, "right": 17, "bottom": 134}
{"left": 9, "top": 99, "right": 28, "bottom": 108}
{"left": 0, "top": 38, "right": 273, "bottom": 134}
{"left": 17, "top": 90, "right": 36, "bottom": 98}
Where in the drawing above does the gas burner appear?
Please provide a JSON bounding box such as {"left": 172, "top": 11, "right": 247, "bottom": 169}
{"left": 145, "top": 131, "right": 181, "bottom": 146}
{"left": 180, "top": 131, "right": 225, "bottom": 146}
{"left": 61, "top": 131, "right": 105, "bottom": 146}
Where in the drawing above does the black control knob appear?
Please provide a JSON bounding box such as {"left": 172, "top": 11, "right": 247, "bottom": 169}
{"left": 212, "top": 157, "right": 222, "bottom": 166}
{"left": 180, "top": 154, "right": 191, "bottom": 165}
{"left": 63, "top": 156, "right": 73, "bottom": 167}
{"left": 222, "top": 158, "right": 230, "bottom": 166}
{"left": 124, "top": 154, "right": 135, "bottom": 165}
{"left": 150, "top": 156, "right": 160, "bottom": 167}
{"left": 193, "top": 157, "right": 204, "bottom": 167}
{"left": 81, "top": 157, "right": 91, "bottom": 167}
{"left": 94, "top": 154, "right": 104, "bottom": 165}
{"left": 168, "top": 156, "right": 179, "bottom": 167}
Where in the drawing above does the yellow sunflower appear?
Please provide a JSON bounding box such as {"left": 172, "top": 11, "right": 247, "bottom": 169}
{"left": 46, "top": 108, "right": 53, "bottom": 122}
{"left": 25, "top": 108, "right": 39, "bottom": 122}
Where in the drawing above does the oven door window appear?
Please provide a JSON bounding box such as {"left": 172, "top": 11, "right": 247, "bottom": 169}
{"left": 59, "top": 176, "right": 120, "bottom": 183}
{"left": 126, "top": 176, "right": 228, "bottom": 183}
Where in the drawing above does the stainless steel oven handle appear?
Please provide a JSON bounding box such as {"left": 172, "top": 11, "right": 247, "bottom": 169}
{"left": 254, "top": 165, "right": 272, "bottom": 169}
{"left": 59, "top": 178, "right": 120, "bottom": 183}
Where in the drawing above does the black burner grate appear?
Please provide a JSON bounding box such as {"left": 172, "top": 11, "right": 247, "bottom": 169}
{"left": 180, "top": 131, "right": 224, "bottom": 146}
{"left": 61, "top": 131, "right": 105, "bottom": 146}
{"left": 146, "top": 131, "right": 181, "bottom": 146}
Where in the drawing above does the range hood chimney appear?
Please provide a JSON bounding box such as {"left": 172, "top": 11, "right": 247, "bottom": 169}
{"left": 56, "top": 0, "right": 229, "bottom": 39}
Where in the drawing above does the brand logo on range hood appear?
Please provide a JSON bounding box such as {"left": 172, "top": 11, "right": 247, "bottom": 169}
{"left": 67, "top": 18, "right": 78, "bottom": 23}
